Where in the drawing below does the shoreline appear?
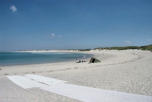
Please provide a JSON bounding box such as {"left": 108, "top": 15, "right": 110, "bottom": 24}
{"left": 0, "top": 51, "right": 93, "bottom": 67}
{"left": 0, "top": 49, "right": 150, "bottom": 76}
{"left": 0, "top": 49, "right": 152, "bottom": 98}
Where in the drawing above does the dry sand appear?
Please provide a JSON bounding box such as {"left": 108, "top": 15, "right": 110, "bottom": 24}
{"left": 0, "top": 50, "right": 152, "bottom": 102}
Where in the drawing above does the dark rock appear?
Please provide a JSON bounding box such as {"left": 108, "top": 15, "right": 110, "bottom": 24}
{"left": 89, "top": 57, "right": 100, "bottom": 63}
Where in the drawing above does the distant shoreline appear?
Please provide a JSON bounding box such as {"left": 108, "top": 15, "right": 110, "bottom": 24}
{"left": 14, "top": 44, "right": 152, "bottom": 52}
{"left": 16, "top": 50, "right": 80, "bottom": 53}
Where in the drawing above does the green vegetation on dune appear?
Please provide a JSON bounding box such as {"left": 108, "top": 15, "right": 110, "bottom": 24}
{"left": 95, "top": 46, "right": 139, "bottom": 50}
{"left": 140, "top": 45, "right": 152, "bottom": 51}
{"left": 77, "top": 44, "right": 152, "bottom": 51}
{"left": 78, "top": 49, "right": 92, "bottom": 51}
{"left": 94, "top": 44, "right": 152, "bottom": 51}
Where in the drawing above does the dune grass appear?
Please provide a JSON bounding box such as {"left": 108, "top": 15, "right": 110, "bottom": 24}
{"left": 77, "top": 44, "right": 152, "bottom": 51}
{"left": 94, "top": 44, "right": 152, "bottom": 51}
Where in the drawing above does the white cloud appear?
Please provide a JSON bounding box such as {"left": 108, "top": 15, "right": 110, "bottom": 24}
{"left": 10, "top": 5, "right": 17, "bottom": 13}
{"left": 50, "top": 33, "right": 55, "bottom": 38}
{"left": 50, "top": 33, "right": 62, "bottom": 39}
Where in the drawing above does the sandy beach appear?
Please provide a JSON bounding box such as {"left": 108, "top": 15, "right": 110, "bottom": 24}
{"left": 0, "top": 50, "right": 152, "bottom": 102}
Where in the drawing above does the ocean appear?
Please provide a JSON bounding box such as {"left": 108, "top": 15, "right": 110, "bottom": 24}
{"left": 0, "top": 52, "right": 92, "bottom": 66}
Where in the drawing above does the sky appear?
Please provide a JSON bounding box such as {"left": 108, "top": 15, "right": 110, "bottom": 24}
{"left": 0, "top": 0, "right": 152, "bottom": 51}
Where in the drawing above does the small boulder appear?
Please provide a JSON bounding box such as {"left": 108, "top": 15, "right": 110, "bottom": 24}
{"left": 89, "top": 57, "right": 100, "bottom": 63}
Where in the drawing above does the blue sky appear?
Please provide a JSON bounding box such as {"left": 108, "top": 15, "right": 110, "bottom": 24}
{"left": 0, "top": 0, "right": 152, "bottom": 51}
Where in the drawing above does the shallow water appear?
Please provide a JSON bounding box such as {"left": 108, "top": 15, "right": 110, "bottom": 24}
{"left": 0, "top": 52, "right": 92, "bottom": 66}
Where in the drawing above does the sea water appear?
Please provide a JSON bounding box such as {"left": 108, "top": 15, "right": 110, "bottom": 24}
{"left": 0, "top": 52, "right": 92, "bottom": 66}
